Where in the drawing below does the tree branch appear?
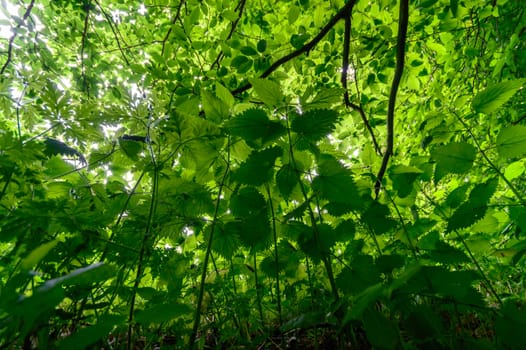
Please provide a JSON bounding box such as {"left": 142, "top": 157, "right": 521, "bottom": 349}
{"left": 211, "top": 0, "right": 247, "bottom": 69}
{"left": 374, "top": 0, "right": 409, "bottom": 198}
{"left": 0, "top": 0, "right": 36, "bottom": 75}
{"left": 231, "top": 0, "right": 358, "bottom": 96}
{"left": 161, "top": 0, "right": 186, "bottom": 56}
{"left": 93, "top": 0, "right": 130, "bottom": 66}
{"left": 80, "top": 1, "right": 91, "bottom": 95}
{"left": 341, "top": 12, "right": 382, "bottom": 155}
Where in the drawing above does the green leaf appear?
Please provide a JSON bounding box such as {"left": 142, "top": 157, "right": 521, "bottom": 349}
{"left": 213, "top": 222, "right": 241, "bottom": 258}
{"left": 226, "top": 108, "right": 286, "bottom": 147}
{"left": 276, "top": 164, "right": 299, "bottom": 199}
{"left": 231, "top": 55, "right": 253, "bottom": 73}
{"left": 312, "top": 154, "right": 363, "bottom": 213}
{"left": 135, "top": 303, "right": 191, "bottom": 325}
{"left": 496, "top": 125, "right": 526, "bottom": 159}
{"left": 21, "top": 240, "right": 58, "bottom": 270}
{"left": 119, "top": 138, "right": 143, "bottom": 161}
{"left": 430, "top": 142, "right": 477, "bottom": 182}
{"left": 304, "top": 87, "right": 344, "bottom": 110}
{"left": 230, "top": 187, "right": 267, "bottom": 217}
{"left": 58, "top": 314, "right": 125, "bottom": 350}
{"left": 447, "top": 201, "right": 487, "bottom": 233}
{"left": 291, "top": 109, "right": 341, "bottom": 142}
{"left": 362, "top": 202, "right": 396, "bottom": 235}
{"left": 215, "top": 82, "right": 234, "bottom": 108}
{"left": 202, "top": 90, "right": 229, "bottom": 122}
{"left": 472, "top": 79, "right": 526, "bottom": 114}
{"left": 233, "top": 146, "right": 282, "bottom": 186}
{"left": 248, "top": 78, "right": 284, "bottom": 106}
{"left": 44, "top": 156, "right": 74, "bottom": 177}
{"left": 363, "top": 309, "right": 400, "bottom": 350}
{"left": 389, "top": 165, "right": 423, "bottom": 198}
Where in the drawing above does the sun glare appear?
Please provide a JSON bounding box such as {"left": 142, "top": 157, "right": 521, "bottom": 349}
{"left": 0, "top": 1, "right": 19, "bottom": 39}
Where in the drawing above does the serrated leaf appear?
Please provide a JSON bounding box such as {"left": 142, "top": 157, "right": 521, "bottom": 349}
{"left": 472, "top": 79, "right": 526, "bottom": 114}
{"left": 431, "top": 142, "right": 477, "bottom": 182}
{"left": 305, "top": 88, "right": 344, "bottom": 110}
{"left": 447, "top": 201, "right": 487, "bottom": 233}
{"left": 215, "top": 82, "right": 234, "bottom": 108}
{"left": 119, "top": 138, "right": 143, "bottom": 161}
{"left": 213, "top": 222, "right": 241, "bottom": 258}
{"left": 291, "top": 109, "right": 341, "bottom": 142}
{"left": 44, "top": 156, "right": 74, "bottom": 177}
{"left": 312, "top": 154, "right": 362, "bottom": 212}
{"left": 469, "top": 177, "right": 498, "bottom": 206}
{"left": 496, "top": 125, "right": 526, "bottom": 159}
{"left": 230, "top": 187, "right": 266, "bottom": 217}
{"left": 233, "top": 146, "right": 282, "bottom": 186}
{"left": 201, "top": 90, "right": 229, "bottom": 122}
{"left": 248, "top": 78, "right": 284, "bottom": 106}
{"left": 226, "top": 108, "right": 286, "bottom": 147}
{"left": 389, "top": 165, "right": 423, "bottom": 198}
{"left": 276, "top": 164, "right": 299, "bottom": 199}
{"left": 362, "top": 202, "right": 396, "bottom": 235}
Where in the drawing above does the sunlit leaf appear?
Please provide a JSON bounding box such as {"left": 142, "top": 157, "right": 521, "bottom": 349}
{"left": 248, "top": 78, "right": 284, "bottom": 106}
{"left": 496, "top": 125, "right": 526, "bottom": 159}
{"left": 233, "top": 146, "right": 283, "bottom": 186}
{"left": 431, "top": 142, "right": 477, "bottom": 182}
{"left": 472, "top": 79, "right": 526, "bottom": 114}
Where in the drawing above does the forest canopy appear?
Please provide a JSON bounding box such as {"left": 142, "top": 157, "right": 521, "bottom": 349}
{"left": 1, "top": 0, "right": 526, "bottom": 348}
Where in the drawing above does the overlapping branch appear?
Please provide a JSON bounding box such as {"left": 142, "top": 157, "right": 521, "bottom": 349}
{"left": 374, "top": 0, "right": 409, "bottom": 198}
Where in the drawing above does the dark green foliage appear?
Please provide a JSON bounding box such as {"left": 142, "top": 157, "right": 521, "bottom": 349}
{"left": 1, "top": 0, "right": 524, "bottom": 348}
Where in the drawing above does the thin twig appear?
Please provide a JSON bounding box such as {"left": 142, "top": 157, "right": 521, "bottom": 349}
{"left": 0, "top": 0, "right": 36, "bottom": 75}
{"left": 80, "top": 1, "right": 91, "bottom": 95}
{"left": 341, "top": 12, "right": 382, "bottom": 155}
{"left": 374, "top": 0, "right": 409, "bottom": 198}
{"left": 231, "top": 0, "right": 358, "bottom": 96}
{"left": 93, "top": 0, "right": 130, "bottom": 66}
{"left": 211, "top": 0, "right": 247, "bottom": 69}
{"left": 161, "top": 0, "right": 186, "bottom": 56}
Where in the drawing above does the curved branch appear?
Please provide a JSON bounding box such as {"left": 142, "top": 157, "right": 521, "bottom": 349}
{"left": 0, "top": 0, "right": 36, "bottom": 75}
{"left": 341, "top": 13, "right": 382, "bottom": 155}
{"left": 374, "top": 0, "right": 409, "bottom": 198}
{"left": 231, "top": 0, "right": 358, "bottom": 96}
{"left": 161, "top": 0, "right": 186, "bottom": 56}
{"left": 211, "top": 0, "right": 247, "bottom": 69}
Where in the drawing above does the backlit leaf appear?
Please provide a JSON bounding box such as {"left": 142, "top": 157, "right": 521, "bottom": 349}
{"left": 472, "top": 79, "right": 526, "bottom": 114}
{"left": 291, "top": 109, "right": 341, "bottom": 142}
{"left": 233, "top": 146, "right": 282, "bottom": 186}
{"left": 431, "top": 142, "right": 477, "bottom": 182}
{"left": 496, "top": 125, "right": 526, "bottom": 159}
{"left": 248, "top": 78, "right": 284, "bottom": 106}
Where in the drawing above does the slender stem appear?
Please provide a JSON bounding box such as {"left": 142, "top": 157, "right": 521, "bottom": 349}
{"left": 189, "top": 138, "right": 230, "bottom": 350}
{"left": 266, "top": 184, "right": 282, "bottom": 326}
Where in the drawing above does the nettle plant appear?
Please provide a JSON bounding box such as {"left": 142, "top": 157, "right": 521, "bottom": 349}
{"left": 0, "top": 0, "right": 526, "bottom": 349}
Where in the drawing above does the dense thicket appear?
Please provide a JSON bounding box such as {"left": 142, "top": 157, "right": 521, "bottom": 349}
{"left": 1, "top": 0, "right": 525, "bottom": 348}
